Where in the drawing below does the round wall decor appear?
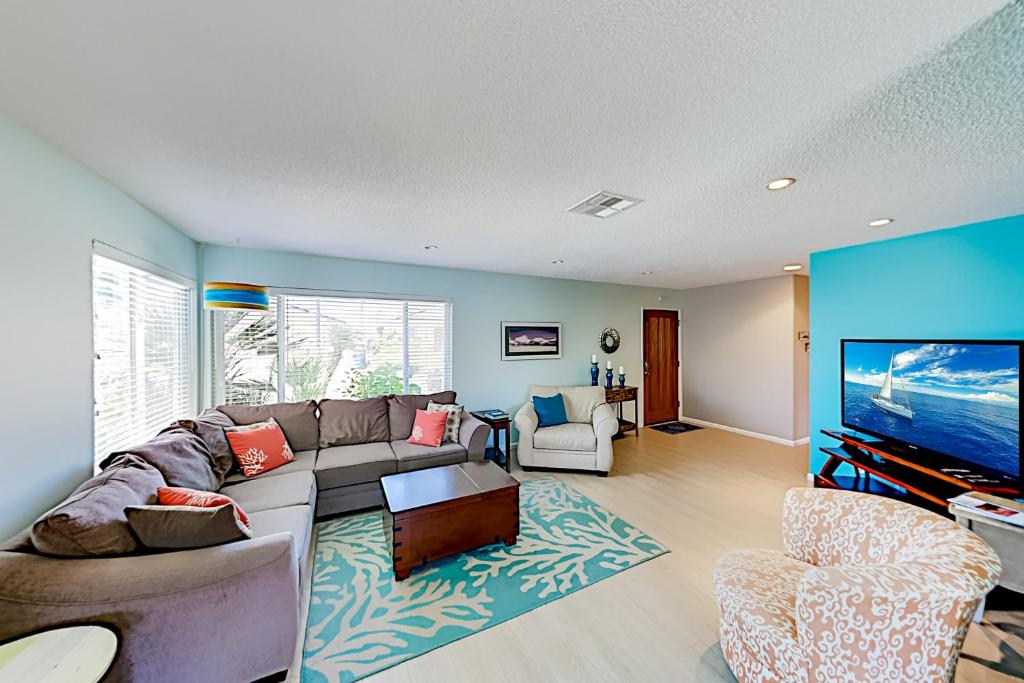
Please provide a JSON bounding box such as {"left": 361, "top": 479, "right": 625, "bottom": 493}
{"left": 599, "top": 328, "right": 621, "bottom": 354}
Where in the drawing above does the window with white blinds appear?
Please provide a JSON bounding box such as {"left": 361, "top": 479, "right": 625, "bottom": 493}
{"left": 211, "top": 294, "right": 451, "bottom": 404}
{"left": 92, "top": 254, "right": 195, "bottom": 466}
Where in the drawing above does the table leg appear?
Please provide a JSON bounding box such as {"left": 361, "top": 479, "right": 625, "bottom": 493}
{"left": 504, "top": 426, "right": 512, "bottom": 472}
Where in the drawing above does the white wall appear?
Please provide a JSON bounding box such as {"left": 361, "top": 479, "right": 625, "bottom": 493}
{"left": 0, "top": 116, "right": 197, "bottom": 540}
{"left": 678, "top": 276, "right": 801, "bottom": 441}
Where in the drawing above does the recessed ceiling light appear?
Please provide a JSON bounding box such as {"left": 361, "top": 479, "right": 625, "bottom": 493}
{"left": 783, "top": 264, "right": 803, "bottom": 272}
{"left": 766, "top": 177, "right": 796, "bottom": 191}
{"left": 868, "top": 218, "right": 894, "bottom": 227}
{"left": 551, "top": 259, "right": 565, "bottom": 265}
{"left": 423, "top": 244, "right": 438, "bottom": 250}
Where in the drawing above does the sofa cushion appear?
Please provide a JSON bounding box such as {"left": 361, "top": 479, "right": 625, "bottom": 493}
{"left": 387, "top": 391, "right": 457, "bottom": 440}
{"left": 175, "top": 408, "right": 236, "bottom": 483}
{"left": 529, "top": 385, "right": 605, "bottom": 424}
{"left": 225, "top": 418, "right": 296, "bottom": 477}
{"left": 101, "top": 427, "right": 219, "bottom": 492}
{"left": 713, "top": 548, "right": 809, "bottom": 682}
{"left": 390, "top": 440, "right": 467, "bottom": 472}
{"left": 31, "top": 454, "right": 164, "bottom": 557}
{"left": 218, "top": 400, "right": 319, "bottom": 452}
{"left": 126, "top": 504, "right": 252, "bottom": 550}
{"left": 221, "top": 449, "right": 316, "bottom": 486}
{"left": 319, "top": 397, "right": 389, "bottom": 447}
{"left": 427, "top": 401, "right": 463, "bottom": 443}
{"left": 219, "top": 471, "right": 316, "bottom": 514}
{"left": 247, "top": 505, "right": 314, "bottom": 573}
{"left": 532, "top": 394, "right": 568, "bottom": 428}
{"left": 157, "top": 486, "right": 250, "bottom": 525}
{"left": 316, "top": 443, "right": 397, "bottom": 489}
{"left": 533, "top": 423, "right": 598, "bottom": 452}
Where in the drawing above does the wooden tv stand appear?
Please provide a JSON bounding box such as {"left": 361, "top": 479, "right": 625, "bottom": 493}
{"left": 815, "top": 430, "right": 1020, "bottom": 516}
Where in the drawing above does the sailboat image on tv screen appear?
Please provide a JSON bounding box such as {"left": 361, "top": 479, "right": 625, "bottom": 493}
{"left": 871, "top": 351, "right": 914, "bottom": 419}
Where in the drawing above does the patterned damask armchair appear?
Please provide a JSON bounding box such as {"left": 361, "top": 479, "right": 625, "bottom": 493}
{"left": 713, "top": 488, "right": 1001, "bottom": 683}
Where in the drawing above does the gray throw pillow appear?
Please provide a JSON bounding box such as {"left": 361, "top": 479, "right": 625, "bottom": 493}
{"left": 319, "top": 397, "right": 390, "bottom": 447}
{"left": 427, "top": 401, "right": 463, "bottom": 443}
{"left": 126, "top": 504, "right": 252, "bottom": 550}
{"left": 101, "top": 428, "right": 219, "bottom": 492}
{"left": 31, "top": 454, "right": 165, "bottom": 557}
{"left": 218, "top": 400, "right": 319, "bottom": 452}
{"left": 387, "top": 391, "right": 457, "bottom": 440}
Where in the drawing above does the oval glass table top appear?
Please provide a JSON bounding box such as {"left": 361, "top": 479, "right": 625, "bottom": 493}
{"left": 0, "top": 625, "right": 117, "bottom": 683}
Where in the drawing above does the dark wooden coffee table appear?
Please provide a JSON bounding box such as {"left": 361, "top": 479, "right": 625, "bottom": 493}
{"left": 380, "top": 461, "right": 520, "bottom": 580}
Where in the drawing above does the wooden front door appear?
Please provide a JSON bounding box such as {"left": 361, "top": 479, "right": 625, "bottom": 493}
{"left": 643, "top": 309, "right": 679, "bottom": 425}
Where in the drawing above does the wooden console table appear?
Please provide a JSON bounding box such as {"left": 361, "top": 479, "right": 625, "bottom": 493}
{"left": 816, "top": 429, "right": 1020, "bottom": 516}
{"left": 605, "top": 386, "right": 638, "bottom": 438}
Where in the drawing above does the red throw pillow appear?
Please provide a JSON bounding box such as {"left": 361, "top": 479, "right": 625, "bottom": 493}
{"left": 224, "top": 418, "right": 295, "bottom": 477}
{"left": 408, "top": 409, "right": 447, "bottom": 447}
{"left": 157, "top": 486, "right": 250, "bottom": 527}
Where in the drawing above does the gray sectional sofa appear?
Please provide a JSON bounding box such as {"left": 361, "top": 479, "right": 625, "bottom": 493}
{"left": 0, "top": 392, "right": 488, "bottom": 683}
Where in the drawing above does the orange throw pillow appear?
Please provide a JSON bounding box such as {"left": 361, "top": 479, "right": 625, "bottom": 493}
{"left": 224, "top": 418, "right": 295, "bottom": 477}
{"left": 408, "top": 409, "right": 447, "bottom": 448}
{"left": 157, "top": 486, "right": 250, "bottom": 527}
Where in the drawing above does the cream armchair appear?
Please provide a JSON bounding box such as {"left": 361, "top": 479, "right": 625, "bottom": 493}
{"left": 713, "top": 488, "right": 1001, "bottom": 683}
{"left": 514, "top": 385, "right": 617, "bottom": 476}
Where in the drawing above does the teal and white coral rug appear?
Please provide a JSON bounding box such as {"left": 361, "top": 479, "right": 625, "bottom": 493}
{"left": 301, "top": 476, "right": 668, "bottom": 682}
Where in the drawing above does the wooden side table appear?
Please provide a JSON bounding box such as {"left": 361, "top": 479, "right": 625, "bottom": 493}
{"left": 605, "top": 386, "right": 639, "bottom": 438}
{"left": 470, "top": 412, "right": 512, "bottom": 472}
{"left": 0, "top": 625, "right": 118, "bottom": 682}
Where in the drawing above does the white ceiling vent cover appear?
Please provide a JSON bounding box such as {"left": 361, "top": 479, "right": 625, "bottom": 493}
{"left": 567, "top": 191, "right": 643, "bottom": 218}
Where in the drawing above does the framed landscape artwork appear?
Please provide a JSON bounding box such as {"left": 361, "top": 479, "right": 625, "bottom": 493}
{"left": 501, "top": 322, "right": 562, "bottom": 360}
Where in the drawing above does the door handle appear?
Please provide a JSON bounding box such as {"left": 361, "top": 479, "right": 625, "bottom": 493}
{"left": 643, "top": 361, "right": 649, "bottom": 375}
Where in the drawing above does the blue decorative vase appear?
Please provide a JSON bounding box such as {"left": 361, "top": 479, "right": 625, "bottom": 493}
{"left": 618, "top": 373, "right": 625, "bottom": 388}
{"left": 605, "top": 369, "right": 613, "bottom": 389}
{"left": 591, "top": 362, "right": 599, "bottom": 386}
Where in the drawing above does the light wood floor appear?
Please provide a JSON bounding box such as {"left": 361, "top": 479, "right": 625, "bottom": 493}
{"left": 293, "top": 426, "right": 1024, "bottom": 682}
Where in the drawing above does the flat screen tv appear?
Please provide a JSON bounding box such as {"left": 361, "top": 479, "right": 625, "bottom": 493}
{"left": 842, "top": 339, "right": 1021, "bottom": 481}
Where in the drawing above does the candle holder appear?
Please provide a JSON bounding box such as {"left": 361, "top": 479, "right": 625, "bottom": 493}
{"left": 605, "top": 368, "right": 613, "bottom": 389}
{"left": 591, "top": 362, "right": 599, "bottom": 386}
{"left": 618, "top": 373, "right": 625, "bottom": 388}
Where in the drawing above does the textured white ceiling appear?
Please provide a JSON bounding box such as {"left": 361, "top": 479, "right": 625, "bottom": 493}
{"left": 1, "top": 1, "right": 1021, "bottom": 289}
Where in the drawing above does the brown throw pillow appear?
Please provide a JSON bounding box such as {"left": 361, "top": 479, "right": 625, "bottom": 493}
{"left": 319, "top": 397, "right": 390, "bottom": 447}
{"left": 387, "top": 391, "right": 457, "bottom": 440}
{"left": 126, "top": 504, "right": 252, "bottom": 550}
{"left": 100, "top": 428, "right": 219, "bottom": 492}
{"left": 31, "top": 454, "right": 165, "bottom": 557}
{"left": 218, "top": 400, "right": 319, "bottom": 452}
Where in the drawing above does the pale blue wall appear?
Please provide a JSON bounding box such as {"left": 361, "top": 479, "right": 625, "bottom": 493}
{"left": 809, "top": 213, "right": 1024, "bottom": 474}
{"left": 202, "top": 245, "right": 682, "bottom": 424}
{"left": 0, "top": 115, "right": 198, "bottom": 539}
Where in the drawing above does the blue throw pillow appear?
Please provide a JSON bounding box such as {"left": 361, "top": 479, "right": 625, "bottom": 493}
{"left": 533, "top": 394, "right": 568, "bottom": 428}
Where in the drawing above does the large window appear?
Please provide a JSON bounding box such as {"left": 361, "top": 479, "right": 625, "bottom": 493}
{"left": 92, "top": 253, "right": 195, "bottom": 466}
{"left": 211, "top": 293, "right": 451, "bottom": 405}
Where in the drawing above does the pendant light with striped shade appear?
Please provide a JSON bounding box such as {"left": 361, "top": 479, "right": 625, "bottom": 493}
{"left": 203, "top": 282, "right": 270, "bottom": 311}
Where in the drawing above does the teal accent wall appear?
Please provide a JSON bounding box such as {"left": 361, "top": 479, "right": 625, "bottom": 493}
{"left": 0, "top": 115, "right": 198, "bottom": 540}
{"left": 202, "top": 245, "right": 682, "bottom": 425}
{"left": 809, "top": 213, "right": 1024, "bottom": 474}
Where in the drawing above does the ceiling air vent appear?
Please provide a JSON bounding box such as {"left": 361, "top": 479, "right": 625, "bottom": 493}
{"left": 567, "top": 191, "right": 642, "bottom": 218}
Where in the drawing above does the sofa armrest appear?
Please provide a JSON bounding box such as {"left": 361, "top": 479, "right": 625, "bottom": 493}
{"left": 513, "top": 403, "right": 539, "bottom": 466}
{"left": 0, "top": 533, "right": 300, "bottom": 682}
{"left": 458, "top": 413, "right": 490, "bottom": 460}
{"left": 592, "top": 403, "right": 617, "bottom": 473}
{"left": 796, "top": 563, "right": 989, "bottom": 682}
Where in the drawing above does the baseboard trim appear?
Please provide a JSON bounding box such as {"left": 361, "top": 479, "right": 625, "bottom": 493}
{"left": 678, "top": 416, "right": 807, "bottom": 447}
